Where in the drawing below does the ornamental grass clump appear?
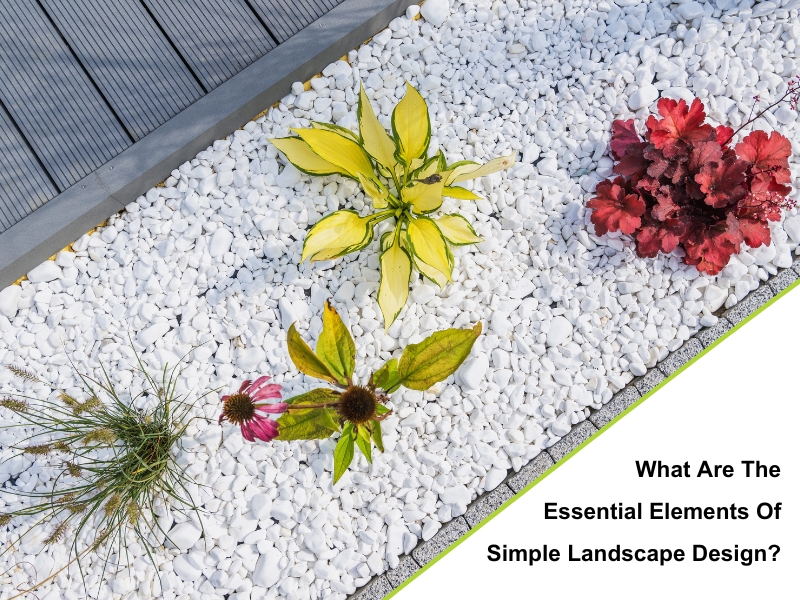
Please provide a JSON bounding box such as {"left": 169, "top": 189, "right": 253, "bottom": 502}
{"left": 219, "top": 301, "right": 481, "bottom": 483}
{"left": 270, "top": 82, "right": 515, "bottom": 326}
{"left": 0, "top": 356, "right": 208, "bottom": 592}
{"left": 587, "top": 81, "right": 799, "bottom": 275}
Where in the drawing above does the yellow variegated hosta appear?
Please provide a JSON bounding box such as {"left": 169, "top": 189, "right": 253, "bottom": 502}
{"left": 269, "top": 82, "right": 515, "bottom": 326}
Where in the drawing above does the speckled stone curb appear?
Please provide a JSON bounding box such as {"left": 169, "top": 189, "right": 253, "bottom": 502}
{"left": 348, "top": 263, "right": 798, "bottom": 599}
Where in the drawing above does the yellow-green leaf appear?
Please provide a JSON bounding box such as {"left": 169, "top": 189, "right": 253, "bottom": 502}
{"left": 333, "top": 422, "right": 355, "bottom": 483}
{"left": 371, "top": 420, "right": 384, "bottom": 452}
{"left": 285, "top": 387, "right": 340, "bottom": 406}
{"left": 311, "top": 121, "right": 359, "bottom": 142}
{"left": 373, "top": 358, "right": 400, "bottom": 392}
{"left": 358, "top": 173, "right": 389, "bottom": 209}
{"left": 276, "top": 407, "right": 339, "bottom": 440}
{"left": 270, "top": 137, "right": 344, "bottom": 177}
{"left": 355, "top": 425, "right": 372, "bottom": 463}
{"left": 358, "top": 85, "right": 397, "bottom": 170}
{"left": 293, "top": 128, "right": 374, "bottom": 179}
{"left": 302, "top": 210, "right": 374, "bottom": 262}
{"left": 402, "top": 179, "right": 444, "bottom": 213}
{"left": 391, "top": 83, "right": 431, "bottom": 165}
{"left": 416, "top": 155, "right": 441, "bottom": 179}
{"left": 435, "top": 214, "right": 483, "bottom": 246}
{"left": 443, "top": 185, "right": 482, "bottom": 200}
{"left": 316, "top": 300, "right": 355, "bottom": 385}
{"left": 398, "top": 322, "right": 482, "bottom": 390}
{"left": 449, "top": 154, "right": 516, "bottom": 184}
{"left": 378, "top": 240, "right": 412, "bottom": 326}
{"left": 413, "top": 254, "right": 449, "bottom": 289}
{"left": 407, "top": 217, "right": 452, "bottom": 283}
{"left": 287, "top": 324, "right": 337, "bottom": 383}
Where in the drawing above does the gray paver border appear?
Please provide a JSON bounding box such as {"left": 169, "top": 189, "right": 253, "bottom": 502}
{"left": 0, "top": 0, "right": 417, "bottom": 290}
{"left": 348, "top": 262, "right": 800, "bottom": 599}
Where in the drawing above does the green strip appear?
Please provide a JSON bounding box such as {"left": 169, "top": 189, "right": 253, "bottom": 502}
{"left": 386, "top": 275, "right": 799, "bottom": 599}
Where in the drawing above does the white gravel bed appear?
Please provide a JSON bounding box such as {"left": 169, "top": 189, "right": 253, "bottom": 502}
{"left": 2, "top": 0, "right": 800, "bottom": 598}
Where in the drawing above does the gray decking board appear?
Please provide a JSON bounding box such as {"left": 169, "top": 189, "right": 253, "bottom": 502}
{"left": 0, "top": 0, "right": 418, "bottom": 289}
{"left": 251, "top": 0, "right": 347, "bottom": 43}
{"left": 0, "top": 0, "right": 132, "bottom": 192}
{"left": 40, "top": 0, "right": 205, "bottom": 141}
{"left": 0, "top": 104, "right": 58, "bottom": 234}
{"left": 142, "top": 0, "right": 277, "bottom": 91}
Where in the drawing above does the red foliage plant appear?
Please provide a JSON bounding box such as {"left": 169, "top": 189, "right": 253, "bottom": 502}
{"left": 587, "top": 96, "right": 795, "bottom": 275}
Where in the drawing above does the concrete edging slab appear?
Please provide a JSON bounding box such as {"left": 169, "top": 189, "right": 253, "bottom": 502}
{"left": 0, "top": 0, "right": 418, "bottom": 290}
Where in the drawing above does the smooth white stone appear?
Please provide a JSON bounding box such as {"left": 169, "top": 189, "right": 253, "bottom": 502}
{"left": 546, "top": 316, "right": 573, "bottom": 347}
{"left": 458, "top": 353, "right": 489, "bottom": 390}
{"left": 138, "top": 322, "right": 170, "bottom": 346}
{"left": 209, "top": 228, "right": 234, "bottom": 258}
{"left": 629, "top": 85, "right": 659, "bottom": 111}
{"left": 167, "top": 522, "right": 202, "bottom": 552}
{"left": 0, "top": 286, "right": 22, "bottom": 318}
{"left": 420, "top": 0, "right": 449, "bottom": 27}
{"left": 253, "top": 547, "right": 283, "bottom": 588}
{"left": 27, "top": 261, "right": 62, "bottom": 283}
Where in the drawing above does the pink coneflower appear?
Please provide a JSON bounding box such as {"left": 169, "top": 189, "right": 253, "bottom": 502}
{"left": 219, "top": 376, "right": 286, "bottom": 442}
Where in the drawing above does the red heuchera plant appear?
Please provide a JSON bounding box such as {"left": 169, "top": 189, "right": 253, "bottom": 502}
{"left": 588, "top": 93, "right": 797, "bottom": 275}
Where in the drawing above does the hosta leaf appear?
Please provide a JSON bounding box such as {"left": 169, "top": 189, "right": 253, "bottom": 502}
{"left": 398, "top": 322, "right": 482, "bottom": 390}
{"left": 333, "top": 422, "right": 355, "bottom": 484}
{"left": 358, "top": 85, "right": 398, "bottom": 170}
{"left": 358, "top": 173, "right": 389, "bottom": 209}
{"left": 416, "top": 155, "right": 441, "bottom": 179}
{"left": 293, "top": 128, "right": 374, "bottom": 179}
{"left": 407, "top": 217, "right": 452, "bottom": 283}
{"left": 270, "top": 137, "right": 345, "bottom": 177}
{"left": 403, "top": 179, "right": 444, "bottom": 213}
{"left": 302, "top": 210, "right": 374, "bottom": 262}
{"left": 392, "top": 83, "right": 431, "bottom": 165}
{"left": 311, "top": 120, "right": 359, "bottom": 142}
{"left": 355, "top": 425, "right": 372, "bottom": 463}
{"left": 378, "top": 240, "right": 412, "bottom": 326}
{"left": 435, "top": 214, "right": 483, "bottom": 246}
{"left": 285, "top": 387, "right": 340, "bottom": 406}
{"left": 444, "top": 185, "right": 482, "bottom": 200}
{"left": 316, "top": 300, "right": 355, "bottom": 385}
{"left": 371, "top": 420, "right": 384, "bottom": 452}
{"left": 447, "top": 155, "right": 516, "bottom": 184}
{"left": 287, "top": 324, "right": 336, "bottom": 383}
{"left": 276, "top": 408, "right": 339, "bottom": 440}
{"left": 373, "top": 358, "right": 400, "bottom": 392}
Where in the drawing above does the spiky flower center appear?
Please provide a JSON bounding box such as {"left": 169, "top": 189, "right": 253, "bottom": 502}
{"left": 338, "top": 386, "right": 377, "bottom": 425}
{"left": 223, "top": 393, "right": 255, "bottom": 425}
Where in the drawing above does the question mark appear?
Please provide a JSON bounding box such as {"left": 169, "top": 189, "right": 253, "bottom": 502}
{"left": 768, "top": 545, "right": 780, "bottom": 561}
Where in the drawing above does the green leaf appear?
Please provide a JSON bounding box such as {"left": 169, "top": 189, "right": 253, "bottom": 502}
{"left": 375, "top": 404, "right": 391, "bottom": 415}
{"left": 333, "top": 423, "right": 355, "bottom": 484}
{"left": 316, "top": 300, "right": 356, "bottom": 385}
{"left": 276, "top": 408, "right": 339, "bottom": 440}
{"left": 285, "top": 388, "right": 340, "bottom": 406}
{"left": 398, "top": 322, "right": 482, "bottom": 390}
{"left": 319, "top": 407, "right": 341, "bottom": 432}
{"left": 355, "top": 425, "right": 372, "bottom": 463}
{"left": 373, "top": 358, "right": 400, "bottom": 392}
{"left": 287, "top": 324, "right": 336, "bottom": 383}
{"left": 371, "top": 420, "right": 384, "bottom": 453}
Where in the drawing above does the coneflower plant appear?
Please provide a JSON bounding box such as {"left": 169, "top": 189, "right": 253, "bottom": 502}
{"left": 0, "top": 353, "right": 211, "bottom": 594}
{"left": 219, "top": 301, "right": 481, "bottom": 483}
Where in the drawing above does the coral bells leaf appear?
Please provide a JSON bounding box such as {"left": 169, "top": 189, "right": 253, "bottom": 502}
{"left": 735, "top": 216, "right": 772, "bottom": 249}
{"left": 635, "top": 221, "right": 683, "bottom": 258}
{"left": 735, "top": 130, "right": 792, "bottom": 184}
{"left": 587, "top": 178, "right": 646, "bottom": 236}
{"left": 695, "top": 157, "right": 748, "bottom": 208}
{"left": 613, "top": 142, "right": 648, "bottom": 178}
{"left": 715, "top": 125, "right": 735, "bottom": 146}
{"left": 647, "top": 98, "right": 715, "bottom": 157}
{"left": 610, "top": 119, "right": 642, "bottom": 160}
{"left": 683, "top": 215, "right": 743, "bottom": 275}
